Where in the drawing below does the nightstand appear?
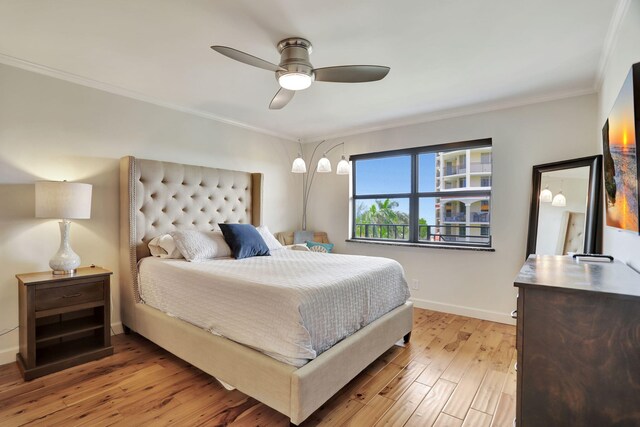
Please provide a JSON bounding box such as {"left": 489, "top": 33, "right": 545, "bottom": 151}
{"left": 16, "top": 267, "right": 114, "bottom": 380}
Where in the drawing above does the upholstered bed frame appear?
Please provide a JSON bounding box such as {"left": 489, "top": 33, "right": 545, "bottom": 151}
{"left": 119, "top": 156, "right": 413, "bottom": 425}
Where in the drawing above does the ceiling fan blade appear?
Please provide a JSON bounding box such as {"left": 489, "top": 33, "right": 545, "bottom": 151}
{"left": 210, "top": 46, "right": 285, "bottom": 72}
{"left": 269, "top": 88, "right": 295, "bottom": 110}
{"left": 313, "top": 65, "right": 390, "bottom": 83}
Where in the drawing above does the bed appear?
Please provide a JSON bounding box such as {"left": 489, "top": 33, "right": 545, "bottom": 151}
{"left": 119, "top": 156, "right": 413, "bottom": 425}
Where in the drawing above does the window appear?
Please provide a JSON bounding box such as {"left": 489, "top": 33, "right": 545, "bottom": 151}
{"left": 351, "top": 139, "right": 492, "bottom": 248}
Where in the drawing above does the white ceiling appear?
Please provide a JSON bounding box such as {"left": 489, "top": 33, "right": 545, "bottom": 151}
{"left": 0, "top": 0, "right": 621, "bottom": 141}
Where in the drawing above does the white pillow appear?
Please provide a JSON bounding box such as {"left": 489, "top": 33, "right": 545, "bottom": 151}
{"left": 256, "top": 225, "right": 283, "bottom": 251}
{"left": 170, "top": 230, "right": 232, "bottom": 262}
{"left": 286, "top": 244, "right": 310, "bottom": 252}
{"left": 148, "top": 234, "right": 183, "bottom": 259}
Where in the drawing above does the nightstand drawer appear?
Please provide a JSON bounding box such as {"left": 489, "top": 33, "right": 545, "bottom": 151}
{"left": 35, "top": 280, "right": 104, "bottom": 311}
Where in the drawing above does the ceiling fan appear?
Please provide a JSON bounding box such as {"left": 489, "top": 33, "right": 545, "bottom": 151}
{"left": 210, "top": 37, "right": 390, "bottom": 110}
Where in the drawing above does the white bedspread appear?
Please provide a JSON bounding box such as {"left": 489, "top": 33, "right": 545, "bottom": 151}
{"left": 138, "top": 249, "right": 410, "bottom": 366}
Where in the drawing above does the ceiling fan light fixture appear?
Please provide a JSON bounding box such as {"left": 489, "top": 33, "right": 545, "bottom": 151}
{"left": 278, "top": 72, "right": 313, "bottom": 91}
{"left": 210, "top": 36, "right": 390, "bottom": 109}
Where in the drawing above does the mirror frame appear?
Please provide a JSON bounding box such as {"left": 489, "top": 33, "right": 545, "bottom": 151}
{"left": 526, "top": 155, "right": 603, "bottom": 257}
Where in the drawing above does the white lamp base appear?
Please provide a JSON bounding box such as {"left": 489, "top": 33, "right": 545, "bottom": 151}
{"left": 50, "top": 220, "right": 81, "bottom": 275}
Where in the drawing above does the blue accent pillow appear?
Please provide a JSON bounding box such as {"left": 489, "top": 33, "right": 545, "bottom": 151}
{"left": 306, "top": 240, "right": 334, "bottom": 253}
{"left": 218, "top": 224, "right": 270, "bottom": 259}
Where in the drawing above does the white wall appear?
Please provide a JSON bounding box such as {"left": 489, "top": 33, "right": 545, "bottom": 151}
{"left": 307, "top": 94, "right": 599, "bottom": 324}
{"left": 597, "top": 0, "right": 640, "bottom": 272}
{"left": 0, "top": 63, "right": 300, "bottom": 363}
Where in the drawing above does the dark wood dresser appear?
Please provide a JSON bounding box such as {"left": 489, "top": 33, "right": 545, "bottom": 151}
{"left": 16, "top": 267, "right": 113, "bottom": 380}
{"left": 514, "top": 255, "right": 640, "bottom": 426}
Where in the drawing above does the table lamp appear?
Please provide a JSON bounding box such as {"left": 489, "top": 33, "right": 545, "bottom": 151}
{"left": 35, "top": 181, "right": 92, "bottom": 275}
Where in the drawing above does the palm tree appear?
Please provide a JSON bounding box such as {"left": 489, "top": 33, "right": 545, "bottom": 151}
{"left": 374, "top": 199, "right": 399, "bottom": 224}
{"left": 355, "top": 199, "right": 413, "bottom": 238}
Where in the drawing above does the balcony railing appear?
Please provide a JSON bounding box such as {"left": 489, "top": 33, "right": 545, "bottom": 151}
{"left": 422, "top": 225, "right": 491, "bottom": 245}
{"left": 470, "top": 162, "right": 491, "bottom": 173}
{"left": 354, "top": 223, "right": 491, "bottom": 246}
{"left": 471, "top": 212, "right": 490, "bottom": 222}
{"left": 442, "top": 212, "right": 490, "bottom": 222}
{"left": 444, "top": 166, "right": 466, "bottom": 176}
{"left": 354, "top": 223, "right": 409, "bottom": 240}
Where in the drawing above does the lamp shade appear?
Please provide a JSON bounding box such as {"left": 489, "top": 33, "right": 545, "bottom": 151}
{"left": 35, "top": 181, "right": 92, "bottom": 219}
{"left": 551, "top": 192, "right": 566, "bottom": 207}
{"left": 540, "top": 187, "right": 553, "bottom": 203}
{"left": 291, "top": 156, "right": 307, "bottom": 173}
{"left": 317, "top": 155, "right": 332, "bottom": 173}
{"left": 336, "top": 156, "right": 350, "bottom": 175}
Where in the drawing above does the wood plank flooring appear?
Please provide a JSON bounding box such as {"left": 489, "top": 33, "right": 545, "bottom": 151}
{"left": 0, "top": 309, "right": 516, "bottom": 426}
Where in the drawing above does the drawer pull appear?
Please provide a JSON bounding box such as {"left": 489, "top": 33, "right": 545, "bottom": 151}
{"left": 510, "top": 309, "right": 517, "bottom": 319}
{"left": 62, "top": 293, "right": 82, "bottom": 299}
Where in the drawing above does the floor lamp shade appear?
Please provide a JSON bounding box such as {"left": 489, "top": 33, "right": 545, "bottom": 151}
{"left": 539, "top": 186, "right": 553, "bottom": 203}
{"left": 316, "top": 156, "right": 332, "bottom": 173}
{"left": 35, "top": 181, "right": 92, "bottom": 274}
{"left": 336, "top": 156, "right": 350, "bottom": 175}
{"left": 291, "top": 156, "right": 307, "bottom": 174}
{"left": 551, "top": 192, "right": 566, "bottom": 207}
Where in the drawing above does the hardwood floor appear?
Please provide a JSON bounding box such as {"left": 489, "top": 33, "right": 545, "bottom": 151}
{"left": 0, "top": 309, "right": 516, "bottom": 426}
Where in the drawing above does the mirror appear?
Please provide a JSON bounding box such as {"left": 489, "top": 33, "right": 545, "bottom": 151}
{"left": 526, "top": 155, "right": 603, "bottom": 257}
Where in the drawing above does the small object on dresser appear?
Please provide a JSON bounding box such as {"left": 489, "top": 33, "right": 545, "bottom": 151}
{"left": 572, "top": 253, "right": 614, "bottom": 262}
{"left": 16, "top": 267, "right": 113, "bottom": 380}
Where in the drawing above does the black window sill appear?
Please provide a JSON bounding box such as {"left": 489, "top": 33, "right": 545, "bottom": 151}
{"left": 345, "top": 239, "right": 495, "bottom": 252}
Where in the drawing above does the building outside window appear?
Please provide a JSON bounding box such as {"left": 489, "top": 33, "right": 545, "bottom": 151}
{"left": 351, "top": 139, "right": 492, "bottom": 247}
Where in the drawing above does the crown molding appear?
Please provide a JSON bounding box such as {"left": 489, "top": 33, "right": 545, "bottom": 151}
{"left": 0, "top": 51, "right": 602, "bottom": 144}
{"left": 0, "top": 52, "right": 297, "bottom": 142}
{"left": 594, "top": 0, "right": 631, "bottom": 91}
{"left": 307, "top": 87, "right": 596, "bottom": 142}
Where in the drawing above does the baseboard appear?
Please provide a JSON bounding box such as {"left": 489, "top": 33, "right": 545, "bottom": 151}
{"left": 110, "top": 321, "right": 124, "bottom": 335}
{"left": 0, "top": 321, "right": 125, "bottom": 367}
{"left": 0, "top": 345, "right": 18, "bottom": 366}
{"left": 410, "top": 297, "right": 515, "bottom": 325}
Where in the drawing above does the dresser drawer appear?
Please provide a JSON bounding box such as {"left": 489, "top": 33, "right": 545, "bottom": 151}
{"left": 35, "top": 280, "right": 104, "bottom": 311}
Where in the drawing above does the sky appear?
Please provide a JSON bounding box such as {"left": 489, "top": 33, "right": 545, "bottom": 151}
{"left": 355, "top": 153, "right": 437, "bottom": 224}
{"left": 608, "top": 68, "right": 636, "bottom": 149}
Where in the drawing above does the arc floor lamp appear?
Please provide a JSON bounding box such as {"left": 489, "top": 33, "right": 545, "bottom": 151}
{"left": 291, "top": 140, "right": 350, "bottom": 230}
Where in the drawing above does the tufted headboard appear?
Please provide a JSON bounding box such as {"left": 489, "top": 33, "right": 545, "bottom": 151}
{"left": 119, "top": 156, "right": 263, "bottom": 328}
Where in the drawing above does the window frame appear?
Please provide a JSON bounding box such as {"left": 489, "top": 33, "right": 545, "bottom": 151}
{"left": 350, "top": 138, "right": 492, "bottom": 248}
